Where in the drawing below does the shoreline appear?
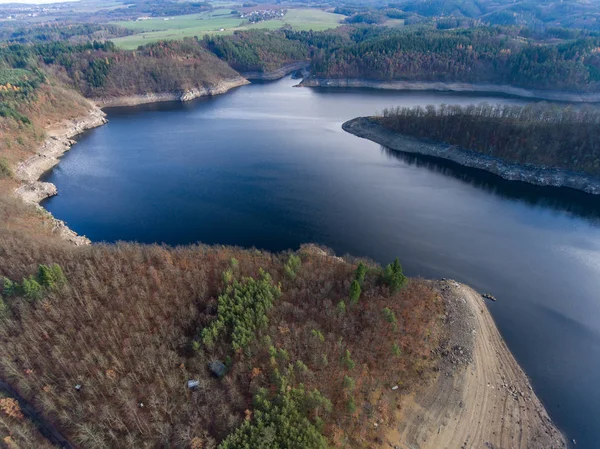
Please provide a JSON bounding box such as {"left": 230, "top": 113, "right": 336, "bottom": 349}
{"left": 385, "top": 280, "right": 567, "bottom": 448}
{"left": 12, "top": 77, "right": 250, "bottom": 245}
{"left": 300, "top": 78, "right": 600, "bottom": 102}
{"left": 343, "top": 117, "right": 600, "bottom": 194}
{"left": 241, "top": 61, "right": 310, "bottom": 81}
{"left": 91, "top": 77, "right": 249, "bottom": 108}
{"left": 13, "top": 102, "right": 108, "bottom": 245}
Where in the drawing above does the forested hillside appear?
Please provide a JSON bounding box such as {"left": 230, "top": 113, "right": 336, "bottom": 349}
{"left": 203, "top": 31, "right": 309, "bottom": 72}
{"left": 378, "top": 103, "right": 600, "bottom": 175}
{"left": 0, "top": 38, "right": 242, "bottom": 101}
{"left": 305, "top": 27, "right": 600, "bottom": 92}
{"left": 0, "top": 232, "right": 442, "bottom": 448}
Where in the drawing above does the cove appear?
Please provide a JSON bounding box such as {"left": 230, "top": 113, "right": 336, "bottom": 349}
{"left": 42, "top": 76, "right": 600, "bottom": 447}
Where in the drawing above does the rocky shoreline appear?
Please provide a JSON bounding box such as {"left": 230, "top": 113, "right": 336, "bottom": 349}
{"left": 14, "top": 104, "right": 108, "bottom": 245}
{"left": 92, "top": 77, "right": 249, "bottom": 108}
{"left": 12, "top": 77, "right": 253, "bottom": 245}
{"left": 343, "top": 117, "right": 600, "bottom": 194}
{"left": 241, "top": 61, "right": 310, "bottom": 81}
{"left": 301, "top": 78, "right": 600, "bottom": 102}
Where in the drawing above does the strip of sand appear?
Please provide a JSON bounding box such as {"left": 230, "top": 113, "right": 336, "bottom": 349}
{"left": 384, "top": 280, "right": 566, "bottom": 449}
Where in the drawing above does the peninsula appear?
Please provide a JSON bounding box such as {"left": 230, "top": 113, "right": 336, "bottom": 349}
{"left": 343, "top": 104, "right": 600, "bottom": 194}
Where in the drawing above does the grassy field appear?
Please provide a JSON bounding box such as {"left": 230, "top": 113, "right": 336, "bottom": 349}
{"left": 111, "top": 8, "right": 344, "bottom": 49}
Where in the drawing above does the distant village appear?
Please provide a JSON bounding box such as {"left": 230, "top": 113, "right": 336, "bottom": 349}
{"left": 240, "top": 9, "right": 286, "bottom": 23}
{"left": 0, "top": 4, "right": 68, "bottom": 21}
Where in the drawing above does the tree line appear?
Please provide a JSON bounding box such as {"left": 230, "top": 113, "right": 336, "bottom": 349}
{"left": 380, "top": 102, "right": 600, "bottom": 175}
{"left": 308, "top": 26, "right": 600, "bottom": 91}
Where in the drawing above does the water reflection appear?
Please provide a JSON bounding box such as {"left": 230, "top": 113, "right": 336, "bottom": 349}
{"left": 380, "top": 144, "right": 600, "bottom": 222}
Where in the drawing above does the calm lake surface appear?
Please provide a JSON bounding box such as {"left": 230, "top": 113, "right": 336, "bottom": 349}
{"left": 43, "top": 76, "right": 600, "bottom": 447}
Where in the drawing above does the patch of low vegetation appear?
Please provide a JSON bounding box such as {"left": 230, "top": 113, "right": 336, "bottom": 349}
{"left": 379, "top": 102, "right": 600, "bottom": 176}
{"left": 0, "top": 158, "right": 13, "bottom": 180}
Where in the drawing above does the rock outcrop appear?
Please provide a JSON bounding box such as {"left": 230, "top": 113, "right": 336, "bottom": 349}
{"left": 92, "top": 77, "right": 249, "bottom": 108}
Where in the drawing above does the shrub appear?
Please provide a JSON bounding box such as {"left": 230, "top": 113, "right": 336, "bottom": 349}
{"left": 202, "top": 269, "right": 281, "bottom": 351}
{"left": 343, "top": 375, "right": 355, "bottom": 390}
{"left": 337, "top": 300, "right": 346, "bottom": 313}
{"left": 37, "top": 263, "right": 67, "bottom": 289}
{"left": 349, "top": 280, "right": 361, "bottom": 304}
{"left": 383, "top": 258, "right": 407, "bottom": 292}
{"left": 341, "top": 349, "right": 355, "bottom": 371}
{"left": 311, "top": 329, "right": 325, "bottom": 343}
{"left": 354, "top": 262, "right": 368, "bottom": 285}
{"left": 0, "top": 158, "right": 12, "bottom": 179}
{"left": 219, "top": 365, "right": 331, "bottom": 449}
{"left": 0, "top": 294, "right": 7, "bottom": 317}
{"left": 346, "top": 397, "right": 356, "bottom": 414}
{"left": 382, "top": 307, "right": 397, "bottom": 324}
{"left": 392, "top": 343, "right": 402, "bottom": 357}
{"left": 284, "top": 254, "right": 301, "bottom": 279}
{"left": 2, "top": 278, "right": 18, "bottom": 297}
{"left": 21, "top": 275, "right": 43, "bottom": 300}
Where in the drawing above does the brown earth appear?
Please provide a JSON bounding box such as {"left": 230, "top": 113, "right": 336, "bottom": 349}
{"left": 383, "top": 280, "right": 567, "bottom": 449}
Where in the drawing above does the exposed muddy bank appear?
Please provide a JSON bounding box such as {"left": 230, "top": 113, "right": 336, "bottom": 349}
{"left": 343, "top": 117, "right": 600, "bottom": 194}
{"left": 92, "top": 77, "right": 249, "bottom": 108}
{"left": 385, "top": 280, "right": 567, "bottom": 449}
{"left": 14, "top": 104, "right": 107, "bottom": 245}
{"left": 241, "top": 61, "right": 310, "bottom": 81}
{"left": 301, "top": 78, "right": 600, "bottom": 102}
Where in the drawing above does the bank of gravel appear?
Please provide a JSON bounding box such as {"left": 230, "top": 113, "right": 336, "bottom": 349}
{"left": 343, "top": 117, "right": 600, "bottom": 194}
{"left": 383, "top": 280, "right": 567, "bottom": 449}
{"left": 301, "top": 78, "right": 600, "bottom": 102}
{"left": 92, "top": 77, "right": 249, "bottom": 108}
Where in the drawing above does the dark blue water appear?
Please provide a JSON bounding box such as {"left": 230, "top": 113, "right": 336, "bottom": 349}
{"left": 43, "top": 77, "right": 600, "bottom": 447}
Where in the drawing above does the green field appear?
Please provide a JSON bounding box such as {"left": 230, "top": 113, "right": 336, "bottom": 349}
{"left": 111, "top": 8, "right": 344, "bottom": 49}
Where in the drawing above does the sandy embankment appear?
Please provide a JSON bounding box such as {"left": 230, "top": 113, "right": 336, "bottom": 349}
{"left": 385, "top": 280, "right": 567, "bottom": 449}
{"left": 14, "top": 102, "right": 108, "bottom": 245}
{"left": 92, "top": 77, "right": 249, "bottom": 108}
{"left": 300, "top": 78, "right": 600, "bottom": 102}
{"left": 343, "top": 117, "right": 600, "bottom": 194}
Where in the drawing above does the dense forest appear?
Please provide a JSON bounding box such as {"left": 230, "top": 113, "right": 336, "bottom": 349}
{"left": 306, "top": 26, "right": 600, "bottom": 91}
{"left": 0, "top": 38, "right": 242, "bottom": 100}
{"left": 0, "top": 23, "right": 134, "bottom": 45}
{"left": 203, "top": 31, "right": 308, "bottom": 72}
{"left": 192, "top": 25, "right": 600, "bottom": 92}
{"left": 379, "top": 103, "right": 600, "bottom": 175}
{"left": 0, "top": 231, "right": 442, "bottom": 448}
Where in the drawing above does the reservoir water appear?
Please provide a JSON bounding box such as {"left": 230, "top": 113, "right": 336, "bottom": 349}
{"left": 43, "top": 76, "right": 600, "bottom": 447}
